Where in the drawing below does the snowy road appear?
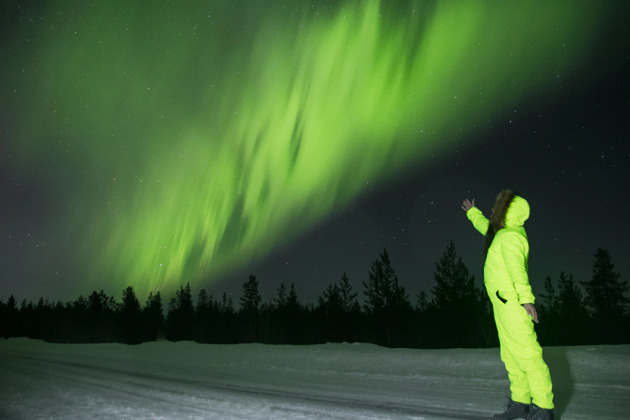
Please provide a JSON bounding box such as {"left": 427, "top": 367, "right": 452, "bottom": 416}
{"left": 3, "top": 355, "right": 486, "bottom": 419}
{"left": 1, "top": 339, "right": 629, "bottom": 419}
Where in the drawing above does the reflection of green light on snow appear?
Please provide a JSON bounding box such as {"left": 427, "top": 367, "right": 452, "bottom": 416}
{"left": 10, "top": 0, "right": 601, "bottom": 297}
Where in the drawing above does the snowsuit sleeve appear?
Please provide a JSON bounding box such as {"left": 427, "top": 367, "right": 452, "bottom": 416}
{"left": 466, "top": 207, "right": 489, "bottom": 236}
{"left": 499, "top": 231, "right": 536, "bottom": 305}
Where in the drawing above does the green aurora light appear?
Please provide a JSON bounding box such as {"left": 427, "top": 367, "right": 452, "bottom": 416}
{"left": 4, "top": 0, "right": 602, "bottom": 297}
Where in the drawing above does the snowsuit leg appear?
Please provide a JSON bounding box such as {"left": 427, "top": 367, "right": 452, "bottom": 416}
{"left": 492, "top": 291, "right": 554, "bottom": 409}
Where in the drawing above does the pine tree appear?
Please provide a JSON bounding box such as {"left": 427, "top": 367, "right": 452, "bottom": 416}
{"left": 338, "top": 273, "right": 360, "bottom": 313}
{"left": 319, "top": 282, "right": 343, "bottom": 314}
{"left": 363, "top": 249, "right": 410, "bottom": 314}
{"left": 363, "top": 249, "right": 411, "bottom": 347}
{"left": 536, "top": 275, "right": 560, "bottom": 344}
{"left": 582, "top": 249, "right": 628, "bottom": 319}
{"left": 239, "top": 275, "right": 262, "bottom": 342}
{"left": 556, "top": 272, "right": 588, "bottom": 344}
{"left": 120, "top": 286, "right": 142, "bottom": 344}
{"left": 270, "top": 283, "right": 303, "bottom": 344}
{"left": 240, "top": 275, "right": 262, "bottom": 313}
{"left": 220, "top": 292, "right": 234, "bottom": 314}
{"left": 429, "top": 241, "right": 485, "bottom": 348}
{"left": 197, "top": 289, "right": 210, "bottom": 313}
{"left": 319, "top": 273, "right": 359, "bottom": 315}
{"left": 86, "top": 290, "right": 117, "bottom": 342}
{"left": 195, "top": 289, "right": 215, "bottom": 343}
{"left": 143, "top": 292, "right": 164, "bottom": 341}
{"left": 416, "top": 290, "right": 429, "bottom": 312}
{"left": 1, "top": 295, "right": 18, "bottom": 338}
{"left": 166, "top": 283, "right": 195, "bottom": 341}
{"left": 273, "top": 283, "right": 288, "bottom": 309}
{"left": 582, "top": 249, "right": 629, "bottom": 343}
{"left": 218, "top": 292, "right": 237, "bottom": 343}
{"left": 67, "top": 295, "right": 88, "bottom": 342}
{"left": 318, "top": 273, "right": 361, "bottom": 343}
{"left": 539, "top": 276, "right": 559, "bottom": 317}
{"left": 121, "top": 287, "right": 141, "bottom": 313}
{"left": 431, "top": 241, "right": 479, "bottom": 311}
{"left": 286, "top": 283, "right": 300, "bottom": 311}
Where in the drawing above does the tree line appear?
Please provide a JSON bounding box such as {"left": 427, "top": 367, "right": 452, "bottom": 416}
{"left": 1, "top": 244, "right": 628, "bottom": 348}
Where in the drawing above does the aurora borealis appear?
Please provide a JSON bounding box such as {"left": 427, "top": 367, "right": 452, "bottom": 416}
{"left": 2, "top": 1, "right": 627, "bottom": 302}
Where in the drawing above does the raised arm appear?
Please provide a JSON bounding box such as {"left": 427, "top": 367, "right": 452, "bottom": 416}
{"left": 461, "top": 198, "right": 475, "bottom": 212}
{"left": 462, "top": 198, "right": 489, "bottom": 236}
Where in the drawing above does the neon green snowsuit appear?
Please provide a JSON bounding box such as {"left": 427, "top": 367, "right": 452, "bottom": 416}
{"left": 467, "top": 196, "right": 554, "bottom": 409}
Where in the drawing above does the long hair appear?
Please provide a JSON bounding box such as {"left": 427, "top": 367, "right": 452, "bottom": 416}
{"left": 485, "top": 189, "right": 516, "bottom": 257}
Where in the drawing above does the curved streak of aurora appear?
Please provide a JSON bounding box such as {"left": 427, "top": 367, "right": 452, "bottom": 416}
{"left": 5, "top": 0, "right": 602, "bottom": 297}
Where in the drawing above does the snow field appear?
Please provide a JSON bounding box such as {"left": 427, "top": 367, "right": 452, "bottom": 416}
{"left": 1, "top": 338, "right": 629, "bottom": 419}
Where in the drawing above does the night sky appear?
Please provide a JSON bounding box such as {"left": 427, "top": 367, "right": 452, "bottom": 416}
{"left": 1, "top": 1, "right": 629, "bottom": 306}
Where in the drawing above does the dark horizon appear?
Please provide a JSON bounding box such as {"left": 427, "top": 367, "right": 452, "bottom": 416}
{"left": 2, "top": 246, "right": 627, "bottom": 349}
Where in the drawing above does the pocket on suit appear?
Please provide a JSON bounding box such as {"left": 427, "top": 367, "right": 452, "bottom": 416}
{"left": 496, "top": 290, "right": 507, "bottom": 304}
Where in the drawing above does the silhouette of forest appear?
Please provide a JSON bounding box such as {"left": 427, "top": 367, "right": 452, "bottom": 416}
{"left": 1, "top": 244, "right": 628, "bottom": 348}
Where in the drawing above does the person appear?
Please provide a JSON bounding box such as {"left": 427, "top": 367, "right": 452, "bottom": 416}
{"left": 461, "top": 190, "right": 554, "bottom": 420}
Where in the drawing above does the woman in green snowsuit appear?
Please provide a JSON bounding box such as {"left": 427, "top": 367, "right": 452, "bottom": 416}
{"left": 462, "top": 190, "right": 554, "bottom": 420}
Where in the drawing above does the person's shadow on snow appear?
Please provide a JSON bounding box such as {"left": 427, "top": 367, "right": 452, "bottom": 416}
{"left": 545, "top": 347, "right": 573, "bottom": 420}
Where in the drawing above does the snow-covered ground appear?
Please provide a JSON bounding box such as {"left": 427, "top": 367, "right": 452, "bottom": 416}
{"left": 1, "top": 338, "right": 628, "bottom": 419}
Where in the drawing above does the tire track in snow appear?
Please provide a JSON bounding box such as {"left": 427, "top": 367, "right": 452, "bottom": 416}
{"left": 12, "top": 354, "right": 491, "bottom": 419}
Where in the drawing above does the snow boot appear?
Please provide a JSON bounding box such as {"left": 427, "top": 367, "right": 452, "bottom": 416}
{"left": 493, "top": 398, "right": 530, "bottom": 420}
{"left": 526, "top": 404, "right": 554, "bottom": 420}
